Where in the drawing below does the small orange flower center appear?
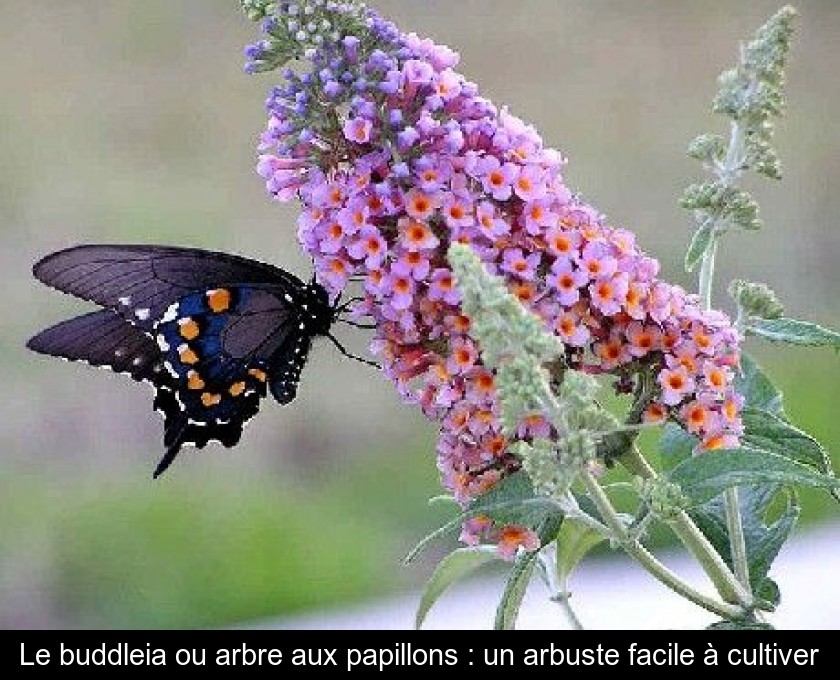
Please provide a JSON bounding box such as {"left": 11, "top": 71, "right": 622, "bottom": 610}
{"left": 448, "top": 204, "right": 466, "bottom": 220}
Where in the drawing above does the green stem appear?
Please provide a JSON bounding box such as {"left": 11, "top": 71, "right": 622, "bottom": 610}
{"left": 618, "top": 446, "right": 753, "bottom": 607}
{"left": 552, "top": 590, "right": 585, "bottom": 631}
{"left": 698, "top": 238, "right": 719, "bottom": 310}
{"left": 580, "top": 470, "right": 746, "bottom": 620}
{"left": 724, "top": 487, "right": 752, "bottom": 588}
{"left": 540, "top": 550, "right": 585, "bottom": 630}
{"left": 696, "top": 117, "right": 754, "bottom": 599}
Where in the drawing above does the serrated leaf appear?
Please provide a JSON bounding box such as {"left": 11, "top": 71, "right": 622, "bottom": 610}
{"left": 735, "top": 353, "right": 785, "bottom": 416}
{"left": 689, "top": 484, "right": 798, "bottom": 600}
{"left": 667, "top": 447, "right": 840, "bottom": 506}
{"left": 494, "top": 549, "right": 539, "bottom": 630}
{"left": 747, "top": 317, "right": 840, "bottom": 348}
{"left": 684, "top": 223, "right": 715, "bottom": 272}
{"left": 415, "top": 546, "right": 500, "bottom": 629}
{"left": 659, "top": 422, "right": 700, "bottom": 469}
{"left": 742, "top": 407, "right": 834, "bottom": 475}
{"left": 555, "top": 519, "right": 607, "bottom": 586}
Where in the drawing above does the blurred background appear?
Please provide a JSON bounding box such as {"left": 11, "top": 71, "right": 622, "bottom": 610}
{"left": 1, "top": 1, "right": 837, "bottom": 629}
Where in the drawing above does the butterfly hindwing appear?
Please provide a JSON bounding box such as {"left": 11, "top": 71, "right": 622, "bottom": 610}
{"left": 26, "top": 309, "right": 163, "bottom": 382}
{"left": 29, "top": 244, "right": 340, "bottom": 478}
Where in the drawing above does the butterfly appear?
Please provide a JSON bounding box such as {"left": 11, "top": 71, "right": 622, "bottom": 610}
{"left": 27, "top": 244, "right": 375, "bottom": 478}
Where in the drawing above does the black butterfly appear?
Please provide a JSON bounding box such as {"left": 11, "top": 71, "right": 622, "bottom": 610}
{"left": 27, "top": 245, "right": 374, "bottom": 478}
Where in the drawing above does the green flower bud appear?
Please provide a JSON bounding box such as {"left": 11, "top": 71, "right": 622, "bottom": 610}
{"left": 729, "top": 279, "right": 785, "bottom": 319}
{"left": 636, "top": 477, "right": 689, "bottom": 520}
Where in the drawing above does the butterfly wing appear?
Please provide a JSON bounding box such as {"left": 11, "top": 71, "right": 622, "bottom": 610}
{"left": 27, "top": 309, "right": 163, "bottom": 382}
{"left": 32, "top": 244, "right": 307, "bottom": 332}
{"left": 29, "top": 245, "right": 336, "bottom": 478}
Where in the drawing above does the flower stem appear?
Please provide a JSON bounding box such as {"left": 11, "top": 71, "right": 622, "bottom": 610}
{"left": 695, "top": 116, "right": 754, "bottom": 598}
{"left": 618, "top": 445, "right": 753, "bottom": 607}
{"left": 580, "top": 470, "right": 746, "bottom": 620}
{"left": 552, "top": 590, "right": 585, "bottom": 631}
{"left": 724, "top": 487, "right": 752, "bottom": 588}
{"left": 539, "top": 550, "right": 585, "bottom": 630}
{"left": 698, "top": 237, "right": 719, "bottom": 311}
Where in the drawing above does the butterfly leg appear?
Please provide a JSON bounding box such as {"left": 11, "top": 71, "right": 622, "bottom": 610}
{"left": 338, "top": 319, "right": 378, "bottom": 329}
{"left": 326, "top": 334, "right": 381, "bottom": 370}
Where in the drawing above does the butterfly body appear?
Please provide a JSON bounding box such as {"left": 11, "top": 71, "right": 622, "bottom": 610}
{"left": 28, "top": 245, "right": 343, "bottom": 478}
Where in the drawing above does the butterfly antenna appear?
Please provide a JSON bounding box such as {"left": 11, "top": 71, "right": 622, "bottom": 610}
{"left": 326, "top": 333, "right": 381, "bottom": 370}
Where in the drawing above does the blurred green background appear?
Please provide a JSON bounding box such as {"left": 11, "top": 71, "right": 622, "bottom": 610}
{"left": 1, "top": 1, "right": 837, "bottom": 629}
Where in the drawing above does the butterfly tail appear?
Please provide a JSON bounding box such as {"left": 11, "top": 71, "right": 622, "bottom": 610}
{"left": 153, "top": 444, "right": 183, "bottom": 479}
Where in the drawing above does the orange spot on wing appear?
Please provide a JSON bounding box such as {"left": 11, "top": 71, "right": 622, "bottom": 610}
{"left": 201, "top": 392, "right": 221, "bottom": 407}
{"left": 228, "top": 381, "right": 246, "bottom": 397}
{"left": 206, "top": 288, "right": 232, "bottom": 313}
{"left": 178, "top": 318, "right": 200, "bottom": 340}
{"left": 179, "top": 346, "right": 199, "bottom": 365}
{"left": 186, "top": 371, "right": 205, "bottom": 390}
{"left": 249, "top": 368, "right": 267, "bottom": 382}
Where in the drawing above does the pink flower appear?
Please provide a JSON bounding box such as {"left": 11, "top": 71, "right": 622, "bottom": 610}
{"left": 496, "top": 525, "right": 541, "bottom": 560}
{"left": 658, "top": 366, "right": 697, "bottom": 406}
{"left": 252, "top": 10, "right": 744, "bottom": 555}
{"left": 343, "top": 116, "right": 373, "bottom": 144}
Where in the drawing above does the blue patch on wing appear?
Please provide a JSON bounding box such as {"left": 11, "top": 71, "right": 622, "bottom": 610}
{"left": 154, "top": 286, "right": 270, "bottom": 424}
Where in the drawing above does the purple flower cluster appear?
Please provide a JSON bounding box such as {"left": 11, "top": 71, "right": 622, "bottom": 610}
{"left": 249, "top": 5, "right": 743, "bottom": 554}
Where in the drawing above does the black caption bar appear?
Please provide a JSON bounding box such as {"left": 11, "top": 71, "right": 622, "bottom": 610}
{"left": 9, "top": 630, "right": 825, "bottom": 673}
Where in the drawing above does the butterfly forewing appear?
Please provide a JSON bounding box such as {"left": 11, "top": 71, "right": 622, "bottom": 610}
{"left": 32, "top": 245, "right": 308, "bottom": 331}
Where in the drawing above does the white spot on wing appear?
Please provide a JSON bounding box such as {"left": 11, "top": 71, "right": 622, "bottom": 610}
{"left": 163, "top": 360, "right": 178, "bottom": 378}
{"left": 161, "top": 302, "right": 180, "bottom": 324}
{"left": 135, "top": 308, "right": 150, "bottom": 321}
{"left": 119, "top": 296, "right": 132, "bottom": 306}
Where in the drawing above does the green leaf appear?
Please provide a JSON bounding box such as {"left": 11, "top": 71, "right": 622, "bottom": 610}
{"left": 689, "top": 484, "right": 798, "bottom": 602}
{"left": 494, "top": 549, "right": 539, "bottom": 630}
{"left": 684, "top": 223, "right": 715, "bottom": 272}
{"left": 667, "top": 447, "right": 840, "bottom": 506}
{"left": 755, "top": 576, "right": 782, "bottom": 609}
{"left": 747, "top": 317, "right": 840, "bottom": 348}
{"left": 707, "top": 619, "right": 774, "bottom": 630}
{"left": 735, "top": 352, "right": 785, "bottom": 416}
{"left": 659, "top": 422, "right": 699, "bottom": 469}
{"left": 415, "top": 546, "right": 500, "bottom": 629}
{"left": 555, "top": 519, "right": 607, "bottom": 587}
{"left": 468, "top": 472, "right": 565, "bottom": 529}
{"left": 404, "top": 473, "right": 564, "bottom": 564}
{"left": 742, "top": 407, "right": 834, "bottom": 475}
{"left": 404, "top": 515, "right": 471, "bottom": 565}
